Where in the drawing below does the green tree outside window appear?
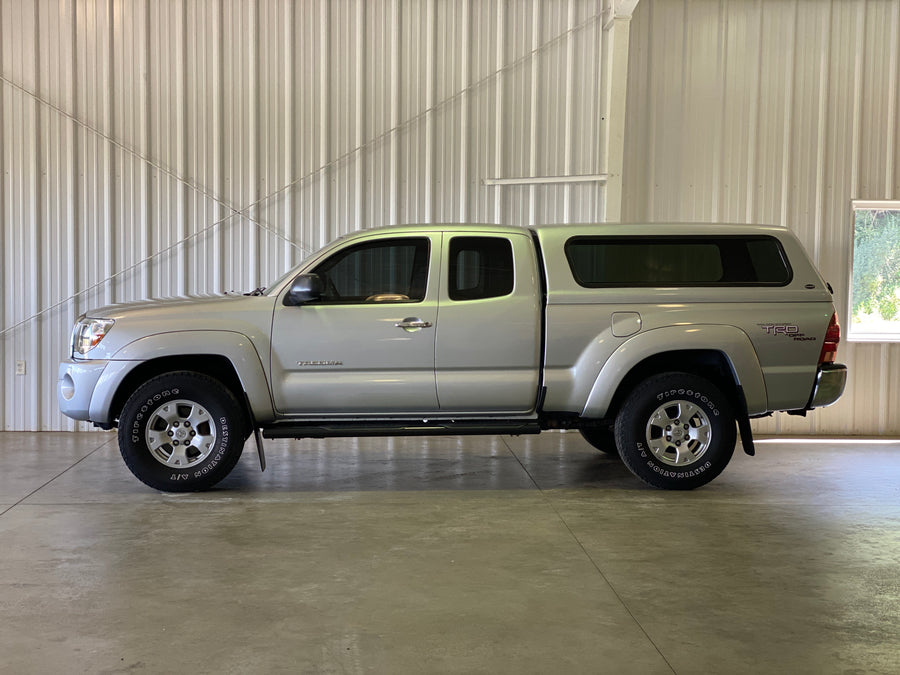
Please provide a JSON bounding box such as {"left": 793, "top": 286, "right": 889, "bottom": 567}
{"left": 851, "top": 208, "right": 900, "bottom": 339}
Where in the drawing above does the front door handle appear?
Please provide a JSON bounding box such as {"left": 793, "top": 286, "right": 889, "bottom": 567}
{"left": 395, "top": 317, "right": 433, "bottom": 331}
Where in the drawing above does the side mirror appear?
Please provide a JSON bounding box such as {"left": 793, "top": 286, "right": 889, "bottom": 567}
{"left": 284, "top": 274, "right": 324, "bottom": 306}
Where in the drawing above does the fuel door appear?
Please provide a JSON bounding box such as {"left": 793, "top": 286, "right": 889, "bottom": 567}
{"left": 611, "top": 311, "right": 642, "bottom": 338}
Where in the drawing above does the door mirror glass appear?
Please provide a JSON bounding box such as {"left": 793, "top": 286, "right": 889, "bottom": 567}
{"left": 284, "top": 274, "right": 324, "bottom": 306}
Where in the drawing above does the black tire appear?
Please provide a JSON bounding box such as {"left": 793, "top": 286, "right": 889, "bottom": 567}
{"left": 580, "top": 427, "right": 620, "bottom": 456}
{"left": 118, "top": 371, "right": 248, "bottom": 492}
{"left": 614, "top": 372, "right": 736, "bottom": 490}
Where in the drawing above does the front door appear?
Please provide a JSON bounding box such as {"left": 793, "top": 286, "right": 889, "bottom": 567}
{"left": 270, "top": 234, "right": 441, "bottom": 414}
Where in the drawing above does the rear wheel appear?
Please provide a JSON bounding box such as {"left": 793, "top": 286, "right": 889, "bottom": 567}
{"left": 118, "top": 371, "right": 247, "bottom": 492}
{"left": 615, "top": 373, "right": 736, "bottom": 490}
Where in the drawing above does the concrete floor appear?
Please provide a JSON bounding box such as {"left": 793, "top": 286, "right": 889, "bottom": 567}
{"left": 1, "top": 432, "right": 899, "bottom": 674}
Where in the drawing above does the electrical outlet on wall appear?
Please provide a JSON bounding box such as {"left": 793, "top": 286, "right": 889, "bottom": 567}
{"left": 15, "top": 360, "right": 26, "bottom": 376}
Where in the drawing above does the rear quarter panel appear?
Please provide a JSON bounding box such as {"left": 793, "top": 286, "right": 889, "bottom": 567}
{"left": 534, "top": 224, "right": 835, "bottom": 415}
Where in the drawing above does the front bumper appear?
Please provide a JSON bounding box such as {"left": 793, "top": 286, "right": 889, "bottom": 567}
{"left": 807, "top": 363, "right": 847, "bottom": 409}
{"left": 58, "top": 359, "right": 108, "bottom": 422}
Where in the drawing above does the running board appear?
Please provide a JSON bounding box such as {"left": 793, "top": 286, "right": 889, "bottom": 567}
{"left": 262, "top": 419, "right": 542, "bottom": 440}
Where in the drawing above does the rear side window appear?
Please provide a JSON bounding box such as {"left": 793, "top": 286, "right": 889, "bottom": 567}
{"left": 449, "top": 237, "right": 514, "bottom": 301}
{"left": 564, "top": 236, "right": 792, "bottom": 287}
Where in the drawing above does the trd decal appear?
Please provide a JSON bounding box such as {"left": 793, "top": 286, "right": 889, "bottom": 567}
{"left": 759, "top": 324, "right": 799, "bottom": 335}
{"left": 757, "top": 324, "right": 817, "bottom": 342}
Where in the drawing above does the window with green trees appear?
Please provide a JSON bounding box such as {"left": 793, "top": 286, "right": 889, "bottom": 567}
{"left": 850, "top": 203, "right": 900, "bottom": 341}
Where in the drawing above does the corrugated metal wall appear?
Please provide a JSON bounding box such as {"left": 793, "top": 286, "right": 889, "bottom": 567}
{"left": 623, "top": 0, "right": 900, "bottom": 435}
{"left": 1, "top": 0, "right": 614, "bottom": 431}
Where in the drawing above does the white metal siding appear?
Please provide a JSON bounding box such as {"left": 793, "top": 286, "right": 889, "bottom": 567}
{"left": 1, "top": 0, "right": 612, "bottom": 430}
{"left": 623, "top": 0, "right": 900, "bottom": 435}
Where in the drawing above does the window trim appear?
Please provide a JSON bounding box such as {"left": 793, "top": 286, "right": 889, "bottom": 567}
{"left": 563, "top": 235, "right": 793, "bottom": 288}
{"left": 848, "top": 200, "right": 900, "bottom": 342}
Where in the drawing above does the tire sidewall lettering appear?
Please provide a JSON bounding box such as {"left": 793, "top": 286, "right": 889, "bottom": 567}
{"left": 656, "top": 388, "right": 720, "bottom": 416}
{"left": 645, "top": 459, "right": 712, "bottom": 479}
{"left": 636, "top": 441, "right": 648, "bottom": 459}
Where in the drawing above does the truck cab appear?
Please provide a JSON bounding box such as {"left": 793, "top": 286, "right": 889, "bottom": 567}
{"left": 270, "top": 226, "right": 542, "bottom": 416}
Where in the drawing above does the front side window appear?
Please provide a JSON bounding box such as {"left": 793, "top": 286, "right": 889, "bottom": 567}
{"left": 849, "top": 202, "right": 900, "bottom": 341}
{"left": 565, "top": 236, "right": 791, "bottom": 287}
{"left": 312, "top": 238, "right": 429, "bottom": 304}
{"left": 448, "top": 237, "right": 514, "bottom": 301}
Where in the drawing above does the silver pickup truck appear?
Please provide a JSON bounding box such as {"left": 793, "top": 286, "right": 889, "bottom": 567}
{"left": 58, "top": 223, "right": 847, "bottom": 491}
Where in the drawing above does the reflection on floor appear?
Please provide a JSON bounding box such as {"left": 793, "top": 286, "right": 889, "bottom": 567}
{"left": 1, "top": 431, "right": 899, "bottom": 673}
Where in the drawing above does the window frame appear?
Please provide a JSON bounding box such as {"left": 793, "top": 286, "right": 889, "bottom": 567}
{"left": 848, "top": 200, "right": 900, "bottom": 343}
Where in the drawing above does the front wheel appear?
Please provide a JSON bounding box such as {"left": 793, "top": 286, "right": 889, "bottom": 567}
{"left": 118, "top": 371, "right": 248, "bottom": 492}
{"left": 615, "top": 373, "right": 736, "bottom": 490}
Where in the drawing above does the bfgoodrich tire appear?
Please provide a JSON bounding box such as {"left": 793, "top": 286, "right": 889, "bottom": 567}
{"left": 118, "top": 371, "right": 247, "bottom": 492}
{"left": 614, "top": 373, "right": 736, "bottom": 490}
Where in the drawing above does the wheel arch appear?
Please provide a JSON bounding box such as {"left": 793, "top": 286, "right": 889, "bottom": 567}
{"left": 581, "top": 325, "right": 767, "bottom": 421}
{"left": 107, "top": 355, "right": 244, "bottom": 426}
{"left": 89, "top": 331, "right": 275, "bottom": 428}
{"left": 603, "top": 350, "right": 740, "bottom": 422}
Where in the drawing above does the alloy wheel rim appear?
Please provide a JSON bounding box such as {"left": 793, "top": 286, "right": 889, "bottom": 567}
{"left": 145, "top": 399, "right": 217, "bottom": 468}
{"left": 645, "top": 399, "right": 712, "bottom": 467}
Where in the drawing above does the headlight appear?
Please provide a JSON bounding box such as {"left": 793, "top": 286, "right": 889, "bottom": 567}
{"left": 71, "top": 317, "right": 115, "bottom": 356}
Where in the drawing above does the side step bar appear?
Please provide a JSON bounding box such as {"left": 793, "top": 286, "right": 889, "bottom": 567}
{"left": 262, "top": 419, "right": 542, "bottom": 440}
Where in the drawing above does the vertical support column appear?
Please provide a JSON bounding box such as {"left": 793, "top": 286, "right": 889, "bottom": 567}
{"left": 458, "top": 0, "right": 470, "bottom": 223}
{"left": 389, "top": 0, "right": 400, "bottom": 226}
{"left": 319, "top": 1, "right": 331, "bottom": 242}
{"left": 177, "top": 0, "right": 188, "bottom": 296}
{"left": 31, "top": 0, "right": 43, "bottom": 429}
{"left": 249, "top": 0, "right": 260, "bottom": 289}
{"left": 492, "top": 0, "right": 505, "bottom": 224}
{"left": 285, "top": 1, "right": 296, "bottom": 265}
{"left": 601, "top": 1, "right": 637, "bottom": 223}
{"left": 424, "top": 0, "right": 434, "bottom": 223}
{"left": 142, "top": 0, "right": 153, "bottom": 299}
{"left": 527, "top": 0, "right": 540, "bottom": 226}
{"left": 354, "top": 0, "right": 365, "bottom": 231}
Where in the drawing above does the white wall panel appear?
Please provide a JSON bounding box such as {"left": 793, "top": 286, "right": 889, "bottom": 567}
{"left": 1, "top": 0, "right": 615, "bottom": 430}
{"left": 623, "top": 0, "right": 900, "bottom": 435}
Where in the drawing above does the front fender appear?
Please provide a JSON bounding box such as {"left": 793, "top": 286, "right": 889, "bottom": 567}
{"left": 580, "top": 325, "right": 768, "bottom": 418}
{"left": 88, "top": 330, "right": 275, "bottom": 424}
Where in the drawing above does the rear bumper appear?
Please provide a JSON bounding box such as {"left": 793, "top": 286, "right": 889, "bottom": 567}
{"left": 807, "top": 363, "right": 847, "bottom": 409}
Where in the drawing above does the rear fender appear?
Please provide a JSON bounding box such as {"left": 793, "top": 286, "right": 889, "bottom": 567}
{"left": 580, "top": 325, "right": 767, "bottom": 418}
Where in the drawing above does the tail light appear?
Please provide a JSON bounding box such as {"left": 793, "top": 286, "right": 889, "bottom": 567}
{"left": 818, "top": 313, "right": 840, "bottom": 364}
